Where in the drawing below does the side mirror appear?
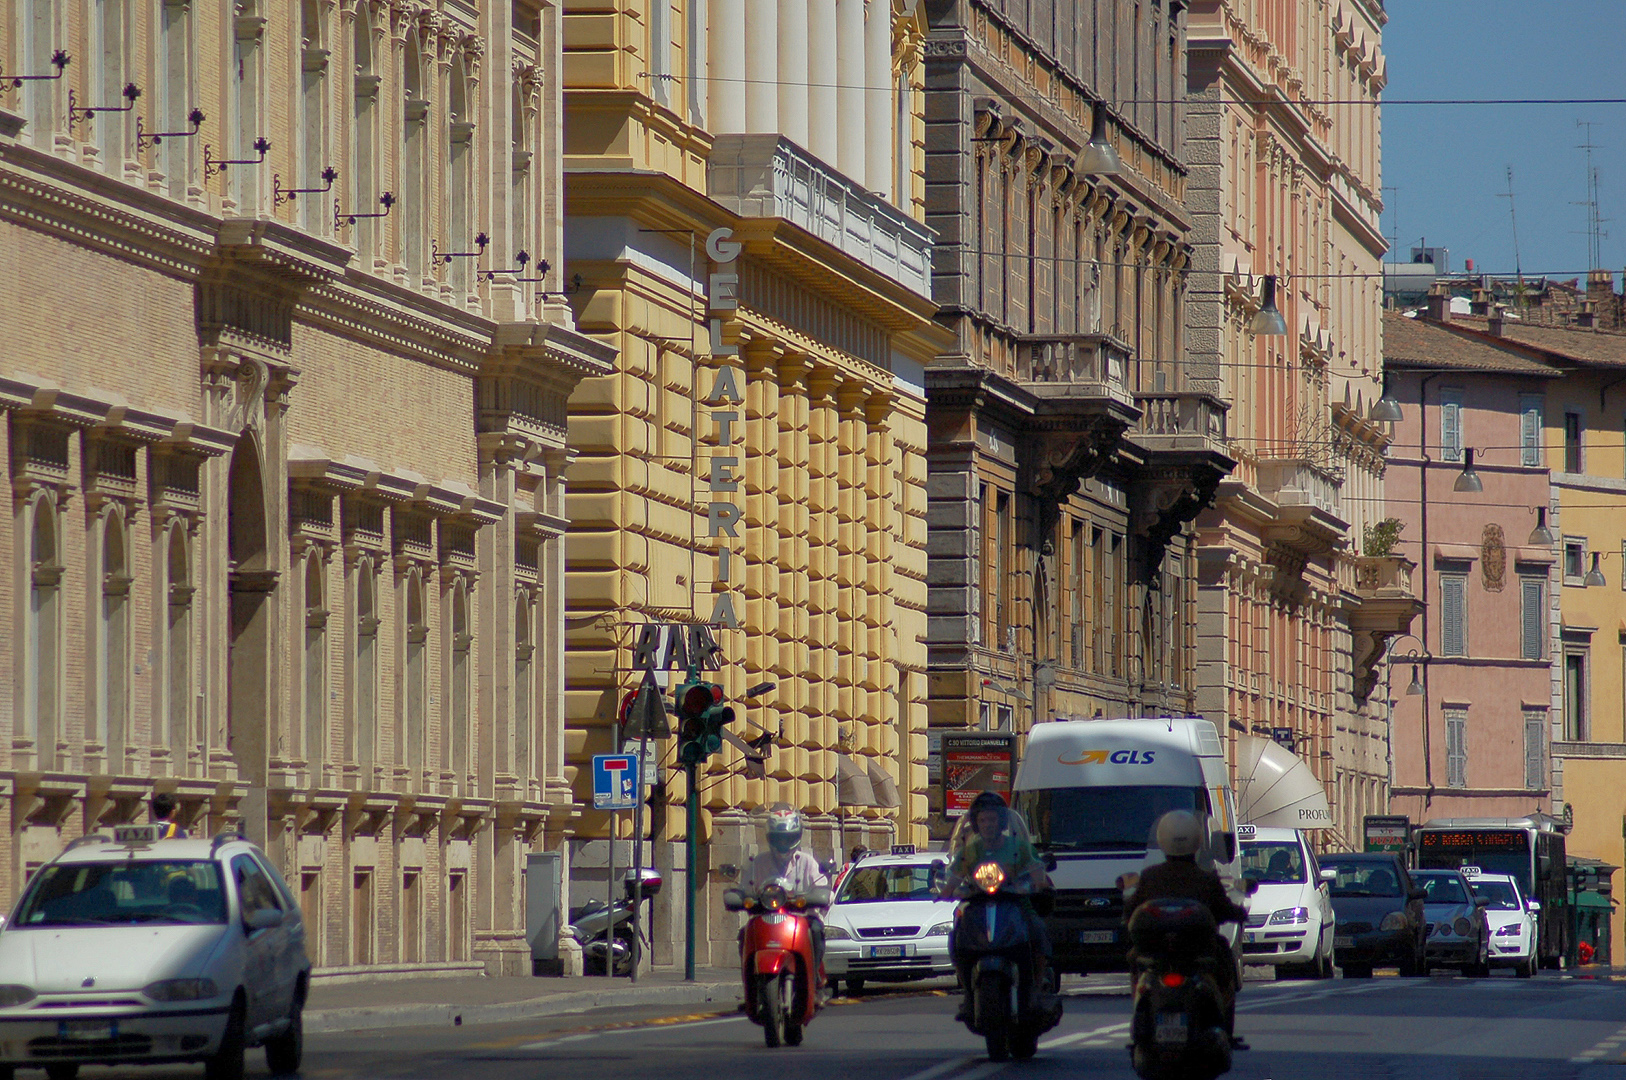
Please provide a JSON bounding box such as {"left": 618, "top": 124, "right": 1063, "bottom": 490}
{"left": 244, "top": 907, "right": 283, "bottom": 932}
{"left": 804, "top": 886, "right": 832, "bottom": 909}
{"left": 1211, "top": 831, "right": 1237, "bottom": 863}
{"left": 1408, "top": 889, "right": 1428, "bottom": 902}
{"left": 722, "top": 888, "right": 747, "bottom": 913}
{"left": 1473, "top": 896, "right": 1491, "bottom": 908}
{"left": 1044, "top": 853, "right": 1058, "bottom": 872}
{"left": 1526, "top": 900, "right": 1542, "bottom": 913}
{"left": 1319, "top": 868, "right": 1337, "bottom": 883}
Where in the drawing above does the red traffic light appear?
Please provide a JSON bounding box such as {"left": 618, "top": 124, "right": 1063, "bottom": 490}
{"left": 681, "top": 684, "right": 716, "bottom": 716}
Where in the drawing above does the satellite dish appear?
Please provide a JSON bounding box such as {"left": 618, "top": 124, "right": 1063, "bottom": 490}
{"left": 1233, "top": 734, "right": 1333, "bottom": 831}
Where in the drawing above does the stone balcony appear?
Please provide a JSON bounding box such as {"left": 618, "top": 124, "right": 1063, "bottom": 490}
{"left": 707, "top": 133, "right": 934, "bottom": 296}
{"left": 1252, "top": 457, "right": 1350, "bottom": 592}
{"left": 1256, "top": 457, "right": 1344, "bottom": 518}
{"left": 1010, "top": 333, "right": 1140, "bottom": 511}
{"left": 1349, "top": 555, "right": 1424, "bottom": 703}
{"left": 1126, "top": 391, "right": 1236, "bottom": 583}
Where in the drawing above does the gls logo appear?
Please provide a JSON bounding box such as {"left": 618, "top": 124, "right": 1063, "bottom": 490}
{"left": 1057, "top": 749, "right": 1157, "bottom": 766}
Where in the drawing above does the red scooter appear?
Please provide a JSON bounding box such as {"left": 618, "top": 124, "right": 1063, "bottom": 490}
{"left": 723, "top": 882, "right": 830, "bottom": 1047}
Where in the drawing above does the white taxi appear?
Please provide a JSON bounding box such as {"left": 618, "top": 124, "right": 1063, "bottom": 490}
{"left": 0, "top": 825, "right": 309, "bottom": 1080}
{"left": 1463, "top": 868, "right": 1538, "bottom": 978}
{"left": 823, "top": 848, "right": 957, "bottom": 994}
{"left": 1237, "top": 825, "right": 1336, "bottom": 979}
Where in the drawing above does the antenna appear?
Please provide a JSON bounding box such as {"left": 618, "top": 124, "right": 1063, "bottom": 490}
{"left": 1496, "top": 165, "right": 1523, "bottom": 286}
{"left": 1574, "top": 120, "right": 1610, "bottom": 271}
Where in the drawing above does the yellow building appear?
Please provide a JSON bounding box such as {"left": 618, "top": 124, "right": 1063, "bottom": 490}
{"left": 560, "top": 0, "right": 951, "bottom": 964}
{"left": 1, "top": 1, "right": 610, "bottom": 974}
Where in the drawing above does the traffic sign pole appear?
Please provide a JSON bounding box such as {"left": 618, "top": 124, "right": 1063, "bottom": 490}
{"left": 606, "top": 809, "right": 616, "bottom": 977}
{"left": 685, "top": 759, "right": 697, "bottom": 982}
{"left": 630, "top": 727, "right": 649, "bottom": 985}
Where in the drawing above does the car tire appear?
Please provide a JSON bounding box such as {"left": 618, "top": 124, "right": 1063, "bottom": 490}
{"left": 265, "top": 1003, "right": 304, "bottom": 1076}
{"left": 44, "top": 1066, "right": 78, "bottom": 1080}
{"left": 205, "top": 996, "right": 247, "bottom": 1080}
{"left": 846, "top": 977, "right": 865, "bottom": 995}
{"left": 1516, "top": 956, "right": 1536, "bottom": 979}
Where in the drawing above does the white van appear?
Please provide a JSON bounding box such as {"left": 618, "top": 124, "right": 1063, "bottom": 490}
{"left": 1013, "top": 718, "right": 1245, "bottom": 975}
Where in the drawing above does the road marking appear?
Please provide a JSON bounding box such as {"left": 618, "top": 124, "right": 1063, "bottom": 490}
{"left": 895, "top": 1056, "right": 988, "bottom": 1080}
{"left": 1041, "top": 1020, "right": 1131, "bottom": 1049}
{"left": 1568, "top": 1023, "right": 1626, "bottom": 1063}
{"left": 514, "top": 1014, "right": 748, "bottom": 1050}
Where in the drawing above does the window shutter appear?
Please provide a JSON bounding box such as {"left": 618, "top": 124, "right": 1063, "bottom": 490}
{"left": 1521, "top": 578, "right": 1545, "bottom": 660}
{"left": 1441, "top": 396, "right": 1462, "bottom": 462}
{"left": 1521, "top": 398, "right": 1542, "bottom": 466}
{"left": 1445, "top": 709, "right": 1467, "bottom": 788}
{"left": 1524, "top": 710, "right": 1546, "bottom": 791}
{"left": 1441, "top": 576, "right": 1466, "bottom": 657}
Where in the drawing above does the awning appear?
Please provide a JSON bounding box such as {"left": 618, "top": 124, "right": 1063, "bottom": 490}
{"left": 1233, "top": 734, "right": 1334, "bottom": 831}
{"left": 867, "top": 762, "right": 901, "bottom": 809}
{"left": 836, "top": 754, "right": 876, "bottom": 807}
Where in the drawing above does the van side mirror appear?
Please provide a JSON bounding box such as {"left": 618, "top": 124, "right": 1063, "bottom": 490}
{"left": 1526, "top": 899, "right": 1542, "bottom": 913}
{"left": 1211, "top": 831, "right": 1236, "bottom": 863}
{"left": 1319, "top": 868, "right": 1337, "bottom": 883}
{"left": 1044, "top": 853, "right": 1058, "bottom": 872}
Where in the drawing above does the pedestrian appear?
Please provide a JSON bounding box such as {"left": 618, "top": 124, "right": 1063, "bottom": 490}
{"left": 152, "top": 793, "right": 187, "bottom": 839}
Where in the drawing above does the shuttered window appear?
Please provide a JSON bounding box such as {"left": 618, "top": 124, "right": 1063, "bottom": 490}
{"left": 1524, "top": 708, "right": 1546, "bottom": 791}
{"left": 1440, "top": 390, "right": 1463, "bottom": 463}
{"left": 1441, "top": 574, "right": 1467, "bottom": 657}
{"left": 1520, "top": 395, "right": 1543, "bottom": 466}
{"left": 1445, "top": 708, "right": 1468, "bottom": 789}
{"left": 1520, "top": 576, "right": 1546, "bottom": 660}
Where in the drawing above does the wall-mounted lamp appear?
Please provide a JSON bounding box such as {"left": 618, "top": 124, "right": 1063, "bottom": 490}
{"left": 481, "top": 249, "right": 550, "bottom": 284}
{"left": 136, "top": 107, "right": 204, "bottom": 150}
{"left": 204, "top": 137, "right": 270, "bottom": 178}
{"left": 1452, "top": 447, "right": 1484, "bottom": 493}
{"left": 1585, "top": 551, "right": 1607, "bottom": 588}
{"left": 336, "top": 191, "right": 396, "bottom": 230}
{"left": 0, "top": 49, "right": 69, "bottom": 89}
{"left": 1079, "top": 103, "right": 1122, "bottom": 175}
{"left": 273, "top": 167, "right": 337, "bottom": 206}
{"left": 68, "top": 82, "right": 139, "bottom": 132}
{"left": 1250, "top": 275, "right": 1288, "bottom": 336}
{"left": 1528, "top": 507, "right": 1555, "bottom": 546}
{"left": 433, "top": 231, "right": 489, "bottom": 266}
{"left": 1370, "top": 371, "right": 1404, "bottom": 422}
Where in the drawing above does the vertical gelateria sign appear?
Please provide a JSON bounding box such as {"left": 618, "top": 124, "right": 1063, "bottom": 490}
{"left": 703, "top": 227, "right": 744, "bottom": 629}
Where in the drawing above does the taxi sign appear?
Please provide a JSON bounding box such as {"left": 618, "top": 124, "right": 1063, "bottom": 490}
{"left": 113, "top": 825, "right": 161, "bottom": 845}
{"left": 1236, "top": 824, "right": 1257, "bottom": 839}
{"left": 1459, "top": 865, "right": 1483, "bottom": 876}
{"left": 890, "top": 844, "right": 917, "bottom": 856}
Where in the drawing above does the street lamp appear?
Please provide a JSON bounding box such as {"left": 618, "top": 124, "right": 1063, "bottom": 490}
{"left": 1250, "top": 275, "right": 1289, "bottom": 336}
{"left": 1453, "top": 448, "right": 1484, "bottom": 493}
{"left": 1528, "top": 507, "right": 1555, "bottom": 546}
{"left": 1370, "top": 372, "right": 1404, "bottom": 423}
{"left": 1585, "top": 551, "right": 1607, "bottom": 588}
{"left": 1080, "top": 104, "right": 1122, "bottom": 175}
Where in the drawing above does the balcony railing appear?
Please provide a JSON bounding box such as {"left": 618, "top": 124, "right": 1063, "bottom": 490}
{"left": 1256, "top": 457, "right": 1342, "bottom": 516}
{"left": 1015, "top": 333, "right": 1130, "bottom": 387}
{"left": 1134, "top": 392, "right": 1229, "bottom": 443}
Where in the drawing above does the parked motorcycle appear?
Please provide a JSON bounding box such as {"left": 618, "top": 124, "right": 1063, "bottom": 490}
{"left": 1125, "top": 897, "right": 1235, "bottom": 1080}
{"left": 952, "top": 861, "right": 1063, "bottom": 1061}
{"left": 723, "top": 881, "right": 830, "bottom": 1048}
{"left": 567, "top": 867, "right": 662, "bottom": 976}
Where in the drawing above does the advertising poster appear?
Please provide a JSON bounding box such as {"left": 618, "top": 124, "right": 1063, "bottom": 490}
{"left": 942, "top": 733, "right": 1018, "bottom": 818}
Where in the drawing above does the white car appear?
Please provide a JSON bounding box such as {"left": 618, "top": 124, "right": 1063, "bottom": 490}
{"left": 1237, "top": 825, "right": 1336, "bottom": 979}
{"left": 823, "top": 849, "right": 957, "bottom": 994}
{"left": 0, "top": 825, "right": 309, "bottom": 1080}
{"left": 1464, "top": 869, "right": 1539, "bottom": 978}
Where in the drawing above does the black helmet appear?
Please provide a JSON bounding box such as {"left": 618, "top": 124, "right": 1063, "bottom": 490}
{"left": 968, "top": 790, "right": 1008, "bottom": 829}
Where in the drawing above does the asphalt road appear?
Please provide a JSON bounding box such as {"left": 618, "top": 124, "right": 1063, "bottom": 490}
{"left": 59, "top": 972, "right": 1626, "bottom": 1080}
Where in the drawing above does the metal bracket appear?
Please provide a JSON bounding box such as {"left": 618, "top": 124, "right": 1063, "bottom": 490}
{"left": 204, "top": 136, "right": 270, "bottom": 178}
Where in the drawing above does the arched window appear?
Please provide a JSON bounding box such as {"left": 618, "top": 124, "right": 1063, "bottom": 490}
{"left": 166, "top": 525, "right": 194, "bottom": 768}
{"left": 351, "top": 3, "right": 380, "bottom": 261}
{"left": 514, "top": 596, "right": 533, "bottom": 783}
{"left": 447, "top": 582, "right": 472, "bottom": 784}
{"left": 299, "top": 0, "right": 330, "bottom": 234}
{"left": 402, "top": 32, "right": 429, "bottom": 285}
{"left": 404, "top": 570, "right": 427, "bottom": 776}
{"left": 303, "top": 554, "right": 328, "bottom": 784}
{"left": 24, "top": 495, "right": 61, "bottom": 766}
{"left": 91, "top": 0, "right": 132, "bottom": 170}
{"left": 447, "top": 57, "right": 474, "bottom": 298}
{"left": 98, "top": 511, "right": 131, "bottom": 763}
{"left": 353, "top": 558, "right": 377, "bottom": 776}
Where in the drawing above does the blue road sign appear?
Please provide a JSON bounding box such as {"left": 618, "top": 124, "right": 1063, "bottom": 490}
{"left": 592, "top": 753, "right": 640, "bottom": 811}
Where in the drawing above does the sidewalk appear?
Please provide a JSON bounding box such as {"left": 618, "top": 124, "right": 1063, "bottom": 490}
{"left": 305, "top": 969, "right": 742, "bottom": 1035}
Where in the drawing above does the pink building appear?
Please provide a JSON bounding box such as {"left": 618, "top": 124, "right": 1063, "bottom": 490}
{"left": 1383, "top": 311, "right": 1560, "bottom": 822}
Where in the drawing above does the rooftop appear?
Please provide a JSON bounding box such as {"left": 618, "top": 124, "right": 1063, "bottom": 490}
{"left": 1382, "top": 310, "right": 1562, "bottom": 376}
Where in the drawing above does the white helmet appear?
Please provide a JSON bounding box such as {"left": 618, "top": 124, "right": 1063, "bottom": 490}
{"left": 765, "top": 804, "right": 803, "bottom": 855}
{"left": 1155, "top": 810, "right": 1202, "bottom": 858}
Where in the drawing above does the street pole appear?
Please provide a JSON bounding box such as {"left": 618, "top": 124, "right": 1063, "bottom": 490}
{"left": 685, "top": 760, "right": 698, "bottom": 981}
{"left": 630, "top": 729, "right": 648, "bottom": 984}
{"left": 606, "top": 809, "right": 616, "bottom": 978}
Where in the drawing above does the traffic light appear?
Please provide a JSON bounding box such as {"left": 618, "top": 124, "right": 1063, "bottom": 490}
{"left": 675, "top": 679, "right": 734, "bottom": 765}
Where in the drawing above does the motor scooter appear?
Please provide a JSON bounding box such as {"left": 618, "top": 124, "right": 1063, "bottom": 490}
{"left": 567, "top": 867, "right": 662, "bottom": 976}
{"left": 1124, "top": 897, "right": 1236, "bottom": 1080}
{"left": 952, "top": 860, "right": 1062, "bottom": 1061}
{"left": 723, "top": 881, "right": 830, "bottom": 1047}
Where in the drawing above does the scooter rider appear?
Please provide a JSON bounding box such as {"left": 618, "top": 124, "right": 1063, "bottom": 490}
{"left": 940, "top": 791, "right": 1052, "bottom": 1022}
{"left": 1124, "top": 811, "right": 1249, "bottom": 1032}
{"left": 741, "top": 804, "right": 829, "bottom": 973}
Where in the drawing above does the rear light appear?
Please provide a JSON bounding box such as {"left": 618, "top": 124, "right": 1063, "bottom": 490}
{"left": 1160, "top": 972, "right": 1186, "bottom": 988}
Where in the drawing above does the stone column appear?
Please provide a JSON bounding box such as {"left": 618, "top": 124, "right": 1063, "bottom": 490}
{"left": 778, "top": 0, "right": 810, "bottom": 147}
{"left": 710, "top": 0, "right": 748, "bottom": 133}
{"left": 746, "top": 0, "right": 779, "bottom": 133}
{"left": 807, "top": 0, "right": 838, "bottom": 163}
{"left": 863, "top": 0, "right": 892, "bottom": 200}
{"left": 835, "top": 0, "right": 866, "bottom": 184}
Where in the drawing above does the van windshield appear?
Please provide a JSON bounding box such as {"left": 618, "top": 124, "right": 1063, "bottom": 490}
{"left": 1018, "top": 786, "right": 1206, "bottom": 852}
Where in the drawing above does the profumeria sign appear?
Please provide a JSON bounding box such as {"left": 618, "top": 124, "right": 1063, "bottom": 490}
{"left": 703, "top": 226, "right": 744, "bottom": 629}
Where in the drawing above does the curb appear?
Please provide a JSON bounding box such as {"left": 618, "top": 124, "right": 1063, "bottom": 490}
{"left": 305, "top": 980, "right": 742, "bottom": 1034}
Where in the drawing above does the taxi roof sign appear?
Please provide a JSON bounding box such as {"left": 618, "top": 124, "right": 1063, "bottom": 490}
{"left": 890, "top": 844, "right": 917, "bottom": 856}
{"left": 1459, "top": 865, "right": 1483, "bottom": 876}
{"left": 1236, "top": 824, "right": 1257, "bottom": 839}
{"left": 113, "top": 824, "right": 161, "bottom": 846}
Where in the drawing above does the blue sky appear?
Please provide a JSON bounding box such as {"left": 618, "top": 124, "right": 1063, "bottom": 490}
{"left": 1380, "top": 0, "right": 1626, "bottom": 278}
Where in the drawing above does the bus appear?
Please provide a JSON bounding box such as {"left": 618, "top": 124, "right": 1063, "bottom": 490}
{"left": 1416, "top": 816, "right": 1570, "bottom": 968}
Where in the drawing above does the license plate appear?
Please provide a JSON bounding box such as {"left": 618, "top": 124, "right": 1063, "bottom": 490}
{"left": 59, "top": 1020, "right": 116, "bottom": 1041}
{"left": 1079, "top": 930, "right": 1116, "bottom": 944}
{"left": 866, "top": 944, "right": 905, "bottom": 958}
{"left": 1155, "top": 1014, "right": 1188, "bottom": 1045}
{"left": 1334, "top": 935, "right": 1354, "bottom": 949}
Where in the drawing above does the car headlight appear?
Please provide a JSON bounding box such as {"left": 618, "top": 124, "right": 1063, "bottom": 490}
{"left": 926, "top": 921, "right": 955, "bottom": 937}
{"left": 1379, "top": 912, "right": 1408, "bottom": 932}
{"left": 1453, "top": 917, "right": 1472, "bottom": 938}
{"left": 823, "top": 925, "right": 852, "bottom": 941}
{"left": 143, "top": 978, "right": 219, "bottom": 1002}
{"left": 0, "top": 985, "right": 34, "bottom": 1008}
{"left": 1495, "top": 923, "right": 1523, "bottom": 937}
{"left": 1269, "top": 907, "right": 1310, "bottom": 925}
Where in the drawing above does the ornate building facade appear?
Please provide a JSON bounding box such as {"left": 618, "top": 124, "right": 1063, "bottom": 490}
{"left": 561, "top": 0, "right": 950, "bottom": 965}
{"left": 1184, "top": 0, "right": 1406, "bottom": 848}
{"left": 0, "top": 0, "right": 610, "bottom": 974}
{"left": 921, "top": 0, "right": 1234, "bottom": 789}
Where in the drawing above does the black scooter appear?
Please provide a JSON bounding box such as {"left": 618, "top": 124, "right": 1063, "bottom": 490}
{"left": 1125, "top": 897, "right": 1237, "bottom": 1080}
{"left": 566, "top": 868, "right": 662, "bottom": 976}
{"left": 952, "top": 861, "right": 1063, "bottom": 1061}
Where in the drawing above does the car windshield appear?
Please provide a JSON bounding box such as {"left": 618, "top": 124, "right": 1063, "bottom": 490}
{"left": 1241, "top": 841, "right": 1307, "bottom": 884}
{"left": 1321, "top": 859, "right": 1403, "bottom": 898}
{"left": 835, "top": 863, "right": 946, "bottom": 904}
{"left": 1018, "top": 786, "right": 1206, "bottom": 852}
{"left": 1414, "top": 874, "right": 1468, "bottom": 904}
{"left": 1469, "top": 879, "right": 1522, "bottom": 910}
{"left": 14, "top": 860, "right": 227, "bottom": 927}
